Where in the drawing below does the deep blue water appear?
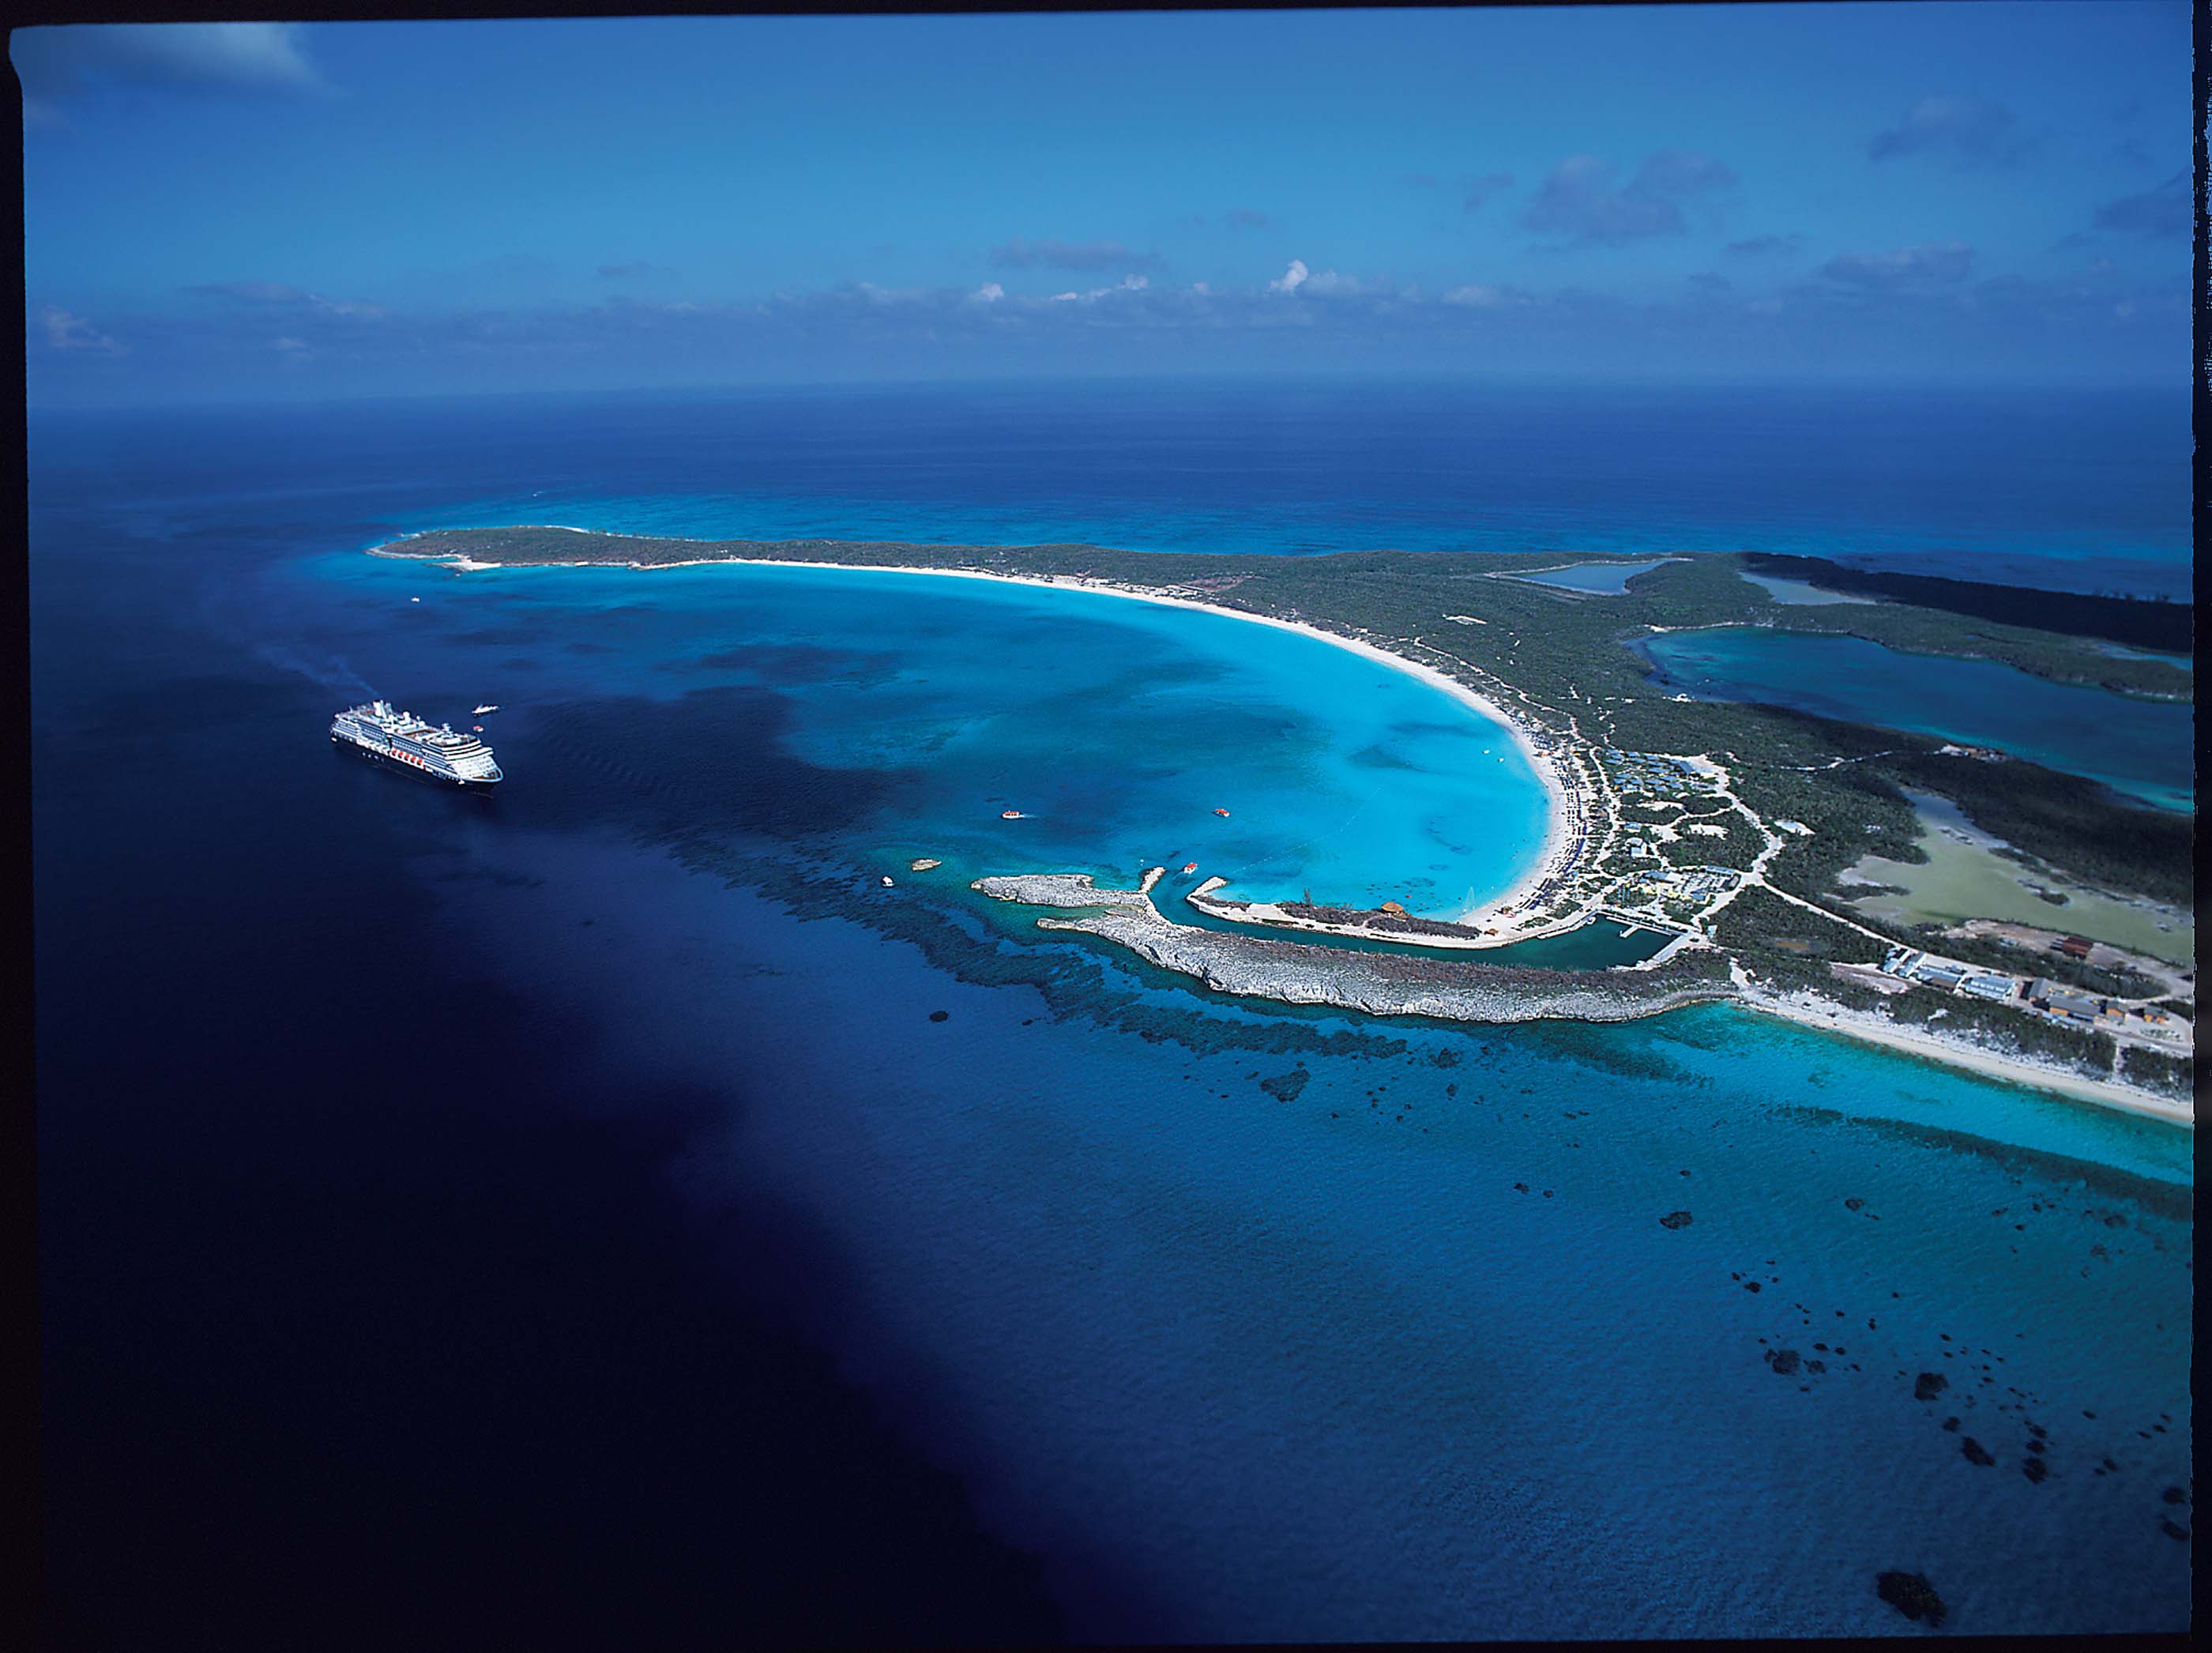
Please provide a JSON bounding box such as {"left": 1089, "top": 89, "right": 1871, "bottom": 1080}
{"left": 35, "top": 376, "right": 2191, "bottom": 597}
{"left": 34, "top": 385, "right": 2194, "bottom": 1645}
{"left": 1638, "top": 628, "right": 2195, "bottom": 815}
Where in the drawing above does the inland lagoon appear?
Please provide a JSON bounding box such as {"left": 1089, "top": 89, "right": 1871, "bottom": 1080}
{"left": 1638, "top": 627, "right": 2194, "bottom": 814}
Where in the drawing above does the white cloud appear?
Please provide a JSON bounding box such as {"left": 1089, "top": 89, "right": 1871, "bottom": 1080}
{"left": 1443, "top": 284, "right": 1504, "bottom": 307}
{"left": 14, "top": 23, "right": 329, "bottom": 102}
{"left": 1299, "top": 269, "right": 1367, "bottom": 297}
{"left": 970, "top": 282, "right": 1005, "bottom": 303}
{"left": 1045, "top": 273, "right": 1149, "bottom": 304}
{"left": 1269, "top": 258, "right": 1310, "bottom": 294}
{"left": 185, "top": 281, "right": 385, "bottom": 320}
{"left": 40, "top": 304, "right": 123, "bottom": 354}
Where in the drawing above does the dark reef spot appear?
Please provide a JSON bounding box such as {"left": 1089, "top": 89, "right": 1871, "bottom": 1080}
{"left": 1658, "top": 1211, "right": 1693, "bottom": 1230}
{"left": 927, "top": 1010, "right": 949, "bottom": 1022}
{"left": 1875, "top": 1572, "right": 1947, "bottom": 1627}
{"left": 1942, "top": 1418, "right": 1960, "bottom": 1433}
{"left": 1914, "top": 1372, "right": 1948, "bottom": 1402}
{"left": 2159, "top": 1519, "right": 2189, "bottom": 1542}
{"left": 1260, "top": 1068, "right": 1310, "bottom": 1102}
{"left": 2022, "top": 1457, "right": 2048, "bottom": 1484}
{"left": 1961, "top": 1439, "right": 1995, "bottom": 1467}
{"left": 1766, "top": 1348, "right": 1801, "bottom": 1376}
{"left": 1845, "top": 1196, "right": 1864, "bottom": 1211}
{"left": 2161, "top": 1486, "right": 2188, "bottom": 1505}
{"left": 1744, "top": 1281, "right": 1762, "bottom": 1293}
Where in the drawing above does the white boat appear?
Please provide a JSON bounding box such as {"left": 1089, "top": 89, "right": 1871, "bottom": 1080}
{"left": 881, "top": 875, "right": 894, "bottom": 887}
{"left": 473, "top": 704, "right": 499, "bottom": 714}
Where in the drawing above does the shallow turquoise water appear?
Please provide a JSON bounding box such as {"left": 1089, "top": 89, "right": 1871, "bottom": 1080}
{"left": 314, "top": 552, "right": 1550, "bottom": 918}
{"left": 1639, "top": 628, "right": 2195, "bottom": 813}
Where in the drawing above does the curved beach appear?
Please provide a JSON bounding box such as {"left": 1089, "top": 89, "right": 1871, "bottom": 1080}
{"left": 385, "top": 533, "right": 1576, "bottom": 929}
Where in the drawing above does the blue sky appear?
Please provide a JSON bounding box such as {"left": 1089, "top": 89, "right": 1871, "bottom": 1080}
{"left": 17, "top": 5, "right": 2193, "bottom": 403}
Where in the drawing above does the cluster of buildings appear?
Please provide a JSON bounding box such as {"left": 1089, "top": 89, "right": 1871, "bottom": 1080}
{"left": 1626, "top": 864, "right": 1740, "bottom": 905}
{"left": 1881, "top": 946, "right": 2021, "bottom": 1003}
{"left": 1879, "top": 945, "right": 2192, "bottom": 1049}
{"left": 2021, "top": 979, "right": 2188, "bottom": 1043}
{"left": 1602, "top": 748, "right": 1716, "bottom": 796}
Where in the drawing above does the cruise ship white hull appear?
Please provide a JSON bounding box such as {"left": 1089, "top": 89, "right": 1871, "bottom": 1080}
{"left": 330, "top": 699, "right": 502, "bottom": 789}
{"left": 332, "top": 732, "right": 502, "bottom": 789}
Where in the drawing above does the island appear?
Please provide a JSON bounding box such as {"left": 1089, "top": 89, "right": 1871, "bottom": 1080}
{"left": 371, "top": 525, "right": 2195, "bottom": 1123}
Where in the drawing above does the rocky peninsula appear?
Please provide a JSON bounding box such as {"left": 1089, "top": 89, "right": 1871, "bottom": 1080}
{"left": 973, "top": 872, "right": 1733, "bottom": 1026}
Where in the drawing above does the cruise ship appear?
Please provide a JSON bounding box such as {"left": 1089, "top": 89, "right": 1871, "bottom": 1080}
{"left": 331, "top": 699, "right": 502, "bottom": 789}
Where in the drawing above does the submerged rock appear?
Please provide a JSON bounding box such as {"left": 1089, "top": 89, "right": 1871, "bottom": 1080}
{"left": 1875, "top": 1571, "right": 1947, "bottom": 1627}
{"left": 1658, "top": 1210, "right": 1694, "bottom": 1230}
{"left": 2022, "top": 1457, "right": 2048, "bottom": 1484}
{"left": 1766, "top": 1348, "right": 1801, "bottom": 1376}
{"left": 1961, "top": 1438, "right": 1995, "bottom": 1467}
{"left": 1914, "top": 1372, "right": 1948, "bottom": 1401}
{"left": 927, "top": 1009, "right": 950, "bottom": 1022}
{"left": 1845, "top": 1197, "right": 1865, "bottom": 1211}
{"left": 1260, "top": 1068, "right": 1311, "bottom": 1101}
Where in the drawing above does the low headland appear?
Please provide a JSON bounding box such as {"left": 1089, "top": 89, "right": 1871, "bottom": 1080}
{"left": 372, "top": 525, "right": 2195, "bottom": 1124}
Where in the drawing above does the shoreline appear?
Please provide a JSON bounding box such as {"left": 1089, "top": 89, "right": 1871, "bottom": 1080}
{"left": 374, "top": 534, "right": 1576, "bottom": 930}
{"left": 369, "top": 529, "right": 2192, "bottom": 1129}
{"left": 1736, "top": 991, "right": 2193, "bottom": 1128}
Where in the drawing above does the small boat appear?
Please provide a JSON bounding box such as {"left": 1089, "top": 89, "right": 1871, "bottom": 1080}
{"left": 472, "top": 725, "right": 483, "bottom": 732}
{"left": 1213, "top": 807, "right": 1230, "bottom": 817}
{"left": 409, "top": 597, "right": 420, "bottom": 603}
{"left": 1183, "top": 863, "right": 1198, "bottom": 874}
{"left": 473, "top": 704, "right": 499, "bottom": 714}
{"left": 1001, "top": 809, "right": 1024, "bottom": 819}
{"left": 882, "top": 875, "right": 894, "bottom": 887}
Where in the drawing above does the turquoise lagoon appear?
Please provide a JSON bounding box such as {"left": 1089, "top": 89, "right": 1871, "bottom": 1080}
{"left": 1638, "top": 628, "right": 2195, "bottom": 813}
{"left": 312, "top": 552, "right": 1551, "bottom": 919}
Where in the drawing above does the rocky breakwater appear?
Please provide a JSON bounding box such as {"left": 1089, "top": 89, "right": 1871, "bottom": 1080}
{"left": 972, "top": 874, "right": 1736, "bottom": 1026}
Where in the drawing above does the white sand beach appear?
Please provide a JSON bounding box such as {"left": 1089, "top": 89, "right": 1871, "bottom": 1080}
{"left": 1737, "top": 991, "right": 2193, "bottom": 1128}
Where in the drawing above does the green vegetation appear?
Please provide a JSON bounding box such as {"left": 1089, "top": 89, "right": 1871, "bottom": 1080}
{"left": 2116, "top": 1045, "right": 2196, "bottom": 1101}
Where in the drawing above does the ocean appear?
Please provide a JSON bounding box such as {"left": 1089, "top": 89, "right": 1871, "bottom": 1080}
{"left": 32, "top": 380, "right": 2193, "bottom": 1645}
